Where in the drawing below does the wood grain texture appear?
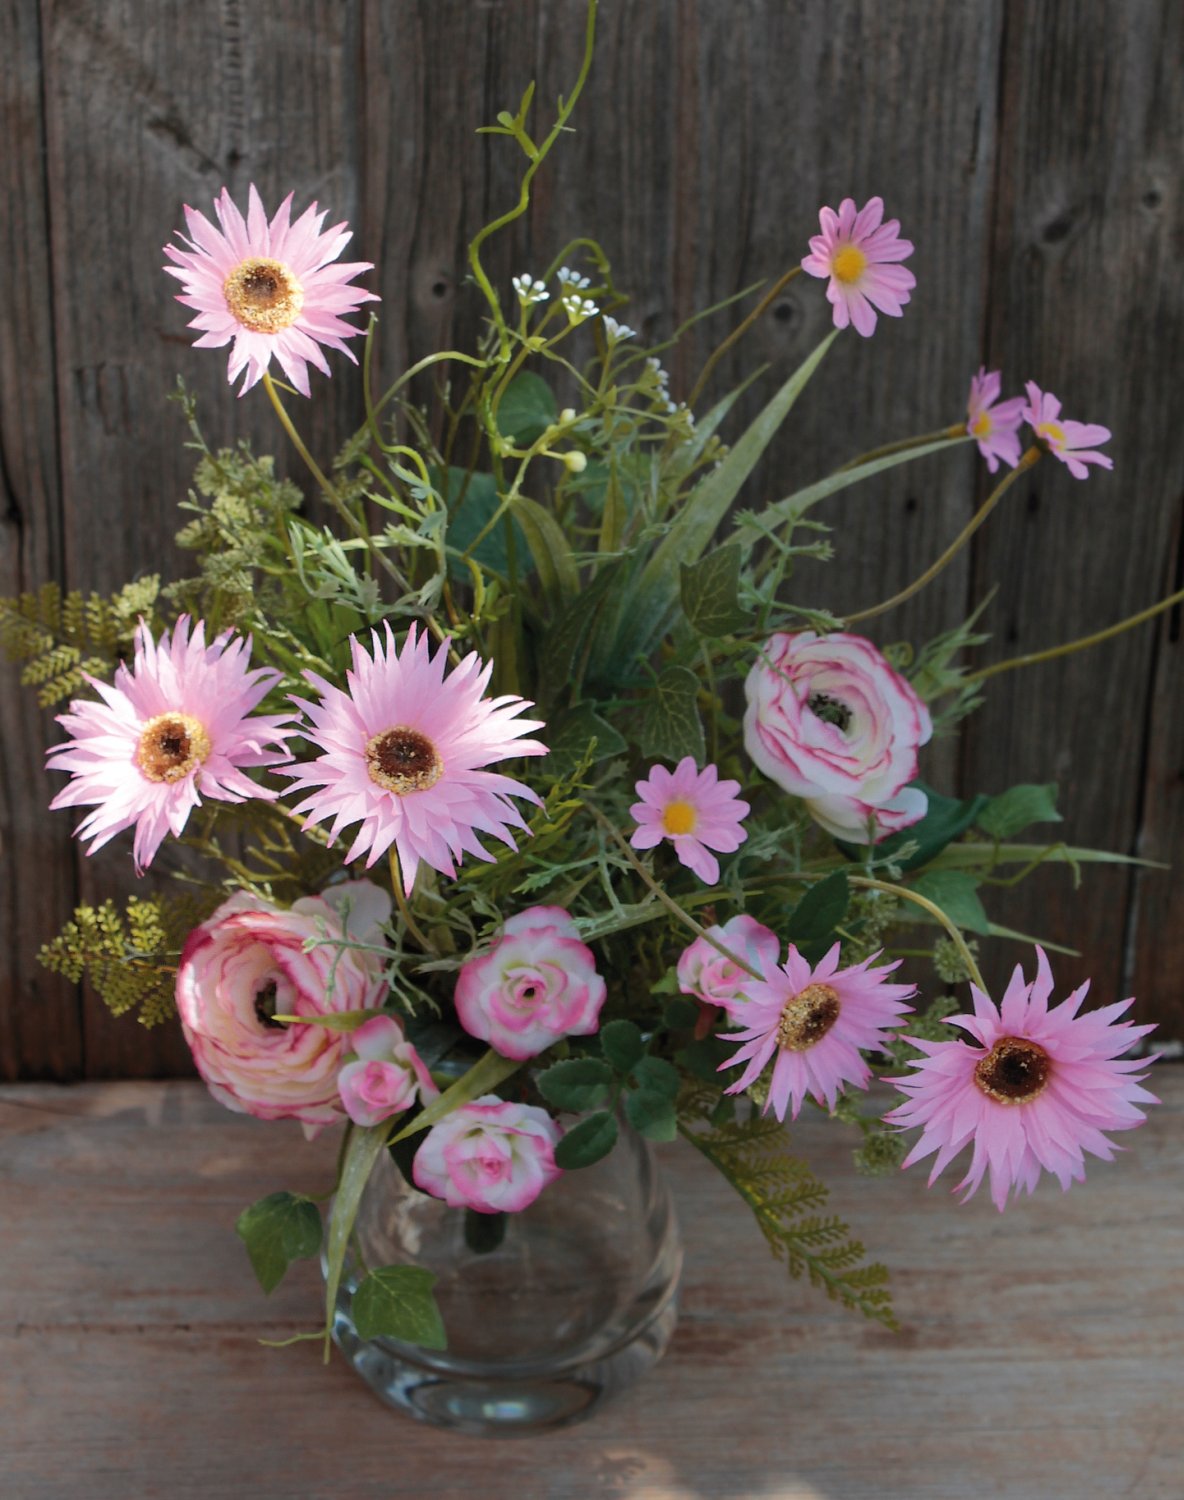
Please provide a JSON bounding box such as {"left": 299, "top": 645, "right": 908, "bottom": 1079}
{"left": 1, "top": 1074, "right": 1180, "bottom": 1499}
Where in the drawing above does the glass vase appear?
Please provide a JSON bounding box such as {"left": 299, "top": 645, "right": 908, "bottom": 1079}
{"left": 329, "top": 1119, "right": 682, "bottom": 1434}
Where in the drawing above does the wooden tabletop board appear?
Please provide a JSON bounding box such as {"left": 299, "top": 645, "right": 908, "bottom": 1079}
{"left": 1, "top": 1073, "right": 1180, "bottom": 1500}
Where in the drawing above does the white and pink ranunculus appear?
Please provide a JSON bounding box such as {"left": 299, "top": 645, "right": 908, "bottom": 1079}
{"left": 176, "top": 880, "right": 391, "bottom": 1132}
{"left": 677, "top": 915, "right": 781, "bottom": 1017}
{"left": 454, "top": 906, "right": 606, "bottom": 1060}
{"left": 743, "top": 631, "right": 932, "bottom": 844}
{"left": 336, "top": 1015, "right": 438, "bottom": 1127}
{"left": 412, "top": 1096, "right": 563, "bottom": 1214}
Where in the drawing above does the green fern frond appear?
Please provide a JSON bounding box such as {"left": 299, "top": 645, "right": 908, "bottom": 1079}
{"left": 0, "top": 577, "right": 160, "bottom": 705}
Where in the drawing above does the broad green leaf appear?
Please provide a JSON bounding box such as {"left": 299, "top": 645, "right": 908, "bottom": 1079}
{"left": 600, "top": 1018, "right": 645, "bottom": 1073}
{"left": 837, "top": 784, "right": 989, "bottom": 873}
{"left": 633, "top": 1055, "right": 680, "bottom": 1100}
{"left": 538, "top": 561, "right": 622, "bottom": 701}
{"left": 546, "top": 702, "right": 628, "bottom": 775}
{"left": 236, "top": 1192, "right": 322, "bottom": 1295}
{"left": 624, "top": 1089, "right": 679, "bottom": 1142}
{"left": 639, "top": 665, "right": 705, "bottom": 763}
{"left": 441, "top": 468, "right": 527, "bottom": 578}
{"left": 388, "top": 1047, "right": 523, "bottom": 1145}
{"left": 352, "top": 1265, "right": 447, "bottom": 1350}
{"left": 680, "top": 544, "right": 751, "bottom": 636}
{"left": 495, "top": 370, "right": 558, "bottom": 445}
{"left": 323, "top": 1124, "right": 392, "bottom": 1357}
{"left": 910, "top": 870, "right": 990, "bottom": 935}
{"left": 977, "top": 783, "right": 1061, "bottom": 840}
{"left": 785, "top": 870, "right": 850, "bottom": 945}
{"left": 537, "top": 1057, "right": 614, "bottom": 1112}
{"left": 663, "top": 996, "right": 701, "bottom": 1030}
{"left": 555, "top": 1110, "right": 619, "bottom": 1169}
{"left": 512, "top": 493, "right": 580, "bottom": 602}
{"left": 675, "top": 1033, "right": 733, "bottom": 1084}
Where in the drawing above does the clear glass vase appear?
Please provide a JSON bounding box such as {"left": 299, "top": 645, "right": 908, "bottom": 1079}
{"left": 330, "top": 1119, "right": 682, "bottom": 1434}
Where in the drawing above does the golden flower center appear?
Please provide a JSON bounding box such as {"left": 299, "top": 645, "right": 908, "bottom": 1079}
{"left": 970, "top": 411, "right": 993, "bottom": 438}
{"left": 974, "top": 1036, "right": 1052, "bottom": 1105}
{"left": 663, "top": 799, "right": 698, "bottom": 836}
{"left": 776, "top": 983, "right": 841, "bottom": 1052}
{"left": 135, "top": 712, "right": 211, "bottom": 783}
{"left": 365, "top": 726, "right": 443, "bottom": 795}
{"left": 1036, "top": 420, "right": 1065, "bottom": 447}
{"left": 831, "top": 245, "right": 867, "bottom": 284}
{"left": 222, "top": 257, "right": 305, "bottom": 334}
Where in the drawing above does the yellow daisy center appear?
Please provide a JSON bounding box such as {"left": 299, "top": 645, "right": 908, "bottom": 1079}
{"left": 974, "top": 1036, "right": 1052, "bottom": 1105}
{"left": 776, "top": 983, "right": 841, "bottom": 1052}
{"left": 135, "top": 712, "right": 211, "bottom": 784}
{"left": 223, "top": 257, "right": 305, "bottom": 334}
{"left": 1036, "top": 420, "right": 1065, "bottom": 447}
{"left": 662, "top": 799, "right": 698, "bottom": 836}
{"left": 365, "top": 726, "right": 443, "bottom": 795}
{"left": 970, "top": 411, "right": 993, "bottom": 439}
{"left": 831, "top": 245, "right": 867, "bottom": 284}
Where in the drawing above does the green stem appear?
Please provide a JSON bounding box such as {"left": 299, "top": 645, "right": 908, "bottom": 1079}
{"left": 838, "top": 424, "right": 966, "bottom": 473}
{"left": 686, "top": 265, "right": 803, "bottom": 410}
{"left": 389, "top": 850, "right": 435, "bottom": 954}
{"left": 848, "top": 876, "right": 985, "bottom": 991}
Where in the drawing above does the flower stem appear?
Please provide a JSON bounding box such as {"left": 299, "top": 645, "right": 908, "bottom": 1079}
{"left": 844, "top": 445, "right": 1040, "bottom": 626}
{"left": 848, "top": 875, "right": 986, "bottom": 991}
{"left": 388, "top": 850, "right": 435, "bottom": 954}
{"left": 837, "top": 425, "right": 967, "bottom": 473}
{"left": 686, "top": 265, "right": 803, "bottom": 411}
{"left": 463, "top": 1208, "right": 508, "bottom": 1255}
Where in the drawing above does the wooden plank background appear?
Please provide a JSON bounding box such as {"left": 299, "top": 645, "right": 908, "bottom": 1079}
{"left": 2, "top": 0, "right": 1182, "bottom": 1078}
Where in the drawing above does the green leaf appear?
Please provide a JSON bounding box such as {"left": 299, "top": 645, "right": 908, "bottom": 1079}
{"left": 352, "top": 1265, "right": 447, "bottom": 1350}
{"left": 538, "top": 561, "right": 622, "bottom": 701}
{"left": 271, "top": 1007, "right": 385, "bottom": 1032}
{"left": 675, "top": 1033, "right": 733, "bottom": 1084}
{"left": 632, "top": 1055, "right": 680, "bottom": 1100}
{"left": 624, "top": 1088, "right": 679, "bottom": 1142}
{"left": 235, "top": 1192, "right": 322, "bottom": 1295}
{"left": 639, "top": 664, "right": 705, "bottom": 763}
{"left": 977, "top": 783, "right": 1061, "bottom": 840}
{"left": 441, "top": 468, "right": 527, "bottom": 578}
{"left": 388, "top": 1047, "right": 523, "bottom": 1145}
{"left": 512, "top": 494, "right": 580, "bottom": 603}
{"left": 323, "top": 1124, "right": 392, "bottom": 1356}
{"left": 536, "top": 1057, "right": 614, "bottom": 1112}
{"left": 546, "top": 702, "right": 628, "bottom": 775}
{"left": 495, "top": 371, "right": 559, "bottom": 445}
{"left": 600, "top": 1018, "right": 645, "bottom": 1074}
{"left": 554, "top": 1110, "right": 619, "bottom": 1169}
{"left": 910, "top": 870, "right": 990, "bottom": 935}
{"left": 785, "top": 870, "right": 850, "bottom": 945}
{"left": 680, "top": 544, "right": 751, "bottom": 636}
{"left": 663, "top": 996, "right": 700, "bottom": 1030}
{"left": 837, "top": 784, "right": 989, "bottom": 873}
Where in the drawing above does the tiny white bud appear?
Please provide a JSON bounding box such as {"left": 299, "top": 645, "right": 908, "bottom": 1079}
{"left": 563, "top": 450, "right": 588, "bottom": 474}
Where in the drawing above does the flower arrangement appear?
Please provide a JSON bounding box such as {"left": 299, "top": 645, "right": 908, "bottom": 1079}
{"left": 6, "top": 1, "right": 1168, "bottom": 1389}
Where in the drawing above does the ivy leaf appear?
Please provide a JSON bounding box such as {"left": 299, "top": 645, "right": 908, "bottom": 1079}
{"left": 910, "top": 870, "right": 990, "bottom": 934}
{"left": 784, "top": 870, "right": 850, "bottom": 946}
{"left": 536, "top": 1058, "right": 614, "bottom": 1112}
{"left": 235, "top": 1191, "right": 323, "bottom": 1295}
{"left": 633, "top": 1055, "right": 680, "bottom": 1100}
{"left": 977, "top": 783, "right": 1061, "bottom": 840}
{"left": 496, "top": 371, "right": 558, "bottom": 445}
{"left": 680, "top": 545, "right": 751, "bottom": 636}
{"left": 600, "top": 1018, "right": 645, "bottom": 1074}
{"left": 352, "top": 1265, "right": 447, "bottom": 1349}
{"left": 624, "top": 1089, "right": 679, "bottom": 1142}
{"left": 639, "top": 664, "right": 705, "bottom": 763}
{"left": 554, "top": 1111, "right": 619, "bottom": 1169}
{"left": 547, "top": 703, "right": 628, "bottom": 776}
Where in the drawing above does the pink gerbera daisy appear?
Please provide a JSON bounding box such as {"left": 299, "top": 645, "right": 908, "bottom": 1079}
{"left": 801, "top": 196, "right": 916, "bottom": 337}
{"left": 629, "top": 757, "right": 749, "bottom": 884}
{"left": 164, "top": 184, "right": 378, "bottom": 397}
{"left": 884, "top": 948, "right": 1157, "bottom": 1211}
{"left": 46, "top": 616, "right": 293, "bottom": 872}
{"left": 1022, "top": 382, "right": 1113, "bottom": 479}
{"left": 720, "top": 943, "right": 915, "bottom": 1120}
{"left": 284, "top": 624, "right": 547, "bottom": 893}
{"left": 965, "top": 367, "right": 1026, "bottom": 473}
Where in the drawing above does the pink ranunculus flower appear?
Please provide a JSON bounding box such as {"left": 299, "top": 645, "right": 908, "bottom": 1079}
{"left": 743, "top": 631, "right": 933, "bottom": 844}
{"left": 176, "top": 880, "right": 391, "bottom": 1133}
{"left": 966, "top": 367, "right": 1026, "bottom": 473}
{"left": 676, "top": 915, "right": 781, "bottom": 1017}
{"left": 1022, "top": 382, "right": 1113, "bottom": 480}
{"left": 454, "top": 906, "right": 606, "bottom": 1060}
{"left": 629, "top": 757, "right": 750, "bottom": 884}
{"left": 801, "top": 196, "right": 916, "bottom": 337}
{"left": 336, "top": 1015, "right": 439, "bottom": 1127}
{"left": 412, "top": 1096, "right": 563, "bottom": 1214}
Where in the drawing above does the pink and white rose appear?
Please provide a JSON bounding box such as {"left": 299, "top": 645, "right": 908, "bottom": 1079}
{"left": 677, "top": 914, "right": 781, "bottom": 1017}
{"left": 454, "top": 906, "right": 606, "bottom": 1060}
{"left": 336, "top": 1015, "right": 439, "bottom": 1127}
{"left": 412, "top": 1095, "right": 563, "bottom": 1214}
{"left": 743, "top": 631, "right": 932, "bottom": 844}
{"left": 176, "top": 880, "right": 391, "bottom": 1132}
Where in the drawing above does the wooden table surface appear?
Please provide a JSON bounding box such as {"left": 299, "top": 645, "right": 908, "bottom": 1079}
{"left": 1, "top": 1074, "right": 1180, "bottom": 1500}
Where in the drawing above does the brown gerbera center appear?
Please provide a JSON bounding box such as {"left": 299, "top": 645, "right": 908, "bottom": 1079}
{"left": 365, "top": 726, "right": 443, "bottom": 795}
{"left": 974, "top": 1036, "right": 1052, "bottom": 1105}
{"left": 776, "top": 983, "right": 841, "bottom": 1052}
{"left": 222, "top": 257, "right": 305, "bottom": 334}
{"left": 135, "top": 712, "right": 211, "bottom": 783}
{"left": 807, "top": 692, "right": 852, "bottom": 732}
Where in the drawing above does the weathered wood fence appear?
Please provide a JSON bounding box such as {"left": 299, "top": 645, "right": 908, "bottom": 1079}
{"left": 3, "top": 0, "right": 1182, "bottom": 1078}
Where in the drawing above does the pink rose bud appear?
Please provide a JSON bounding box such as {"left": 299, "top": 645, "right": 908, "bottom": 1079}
{"left": 412, "top": 1096, "right": 563, "bottom": 1214}
{"left": 744, "top": 631, "right": 932, "bottom": 844}
{"left": 454, "top": 906, "right": 606, "bottom": 1060}
{"left": 336, "top": 1015, "right": 439, "bottom": 1127}
{"left": 677, "top": 914, "right": 781, "bottom": 1016}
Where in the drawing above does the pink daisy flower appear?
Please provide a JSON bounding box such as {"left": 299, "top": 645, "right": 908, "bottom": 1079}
{"left": 164, "top": 184, "right": 378, "bottom": 397}
{"left": 1022, "top": 382, "right": 1113, "bottom": 480}
{"left": 284, "top": 624, "right": 547, "bottom": 893}
{"left": 629, "top": 757, "right": 750, "bottom": 884}
{"left": 719, "top": 943, "right": 915, "bottom": 1120}
{"left": 965, "top": 367, "right": 1026, "bottom": 473}
{"left": 801, "top": 196, "right": 916, "bottom": 337}
{"left": 884, "top": 948, "right": 1158, "bottom": 1212}
{"left": 46, "top": 616, "right": 293, "bottom": 872}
